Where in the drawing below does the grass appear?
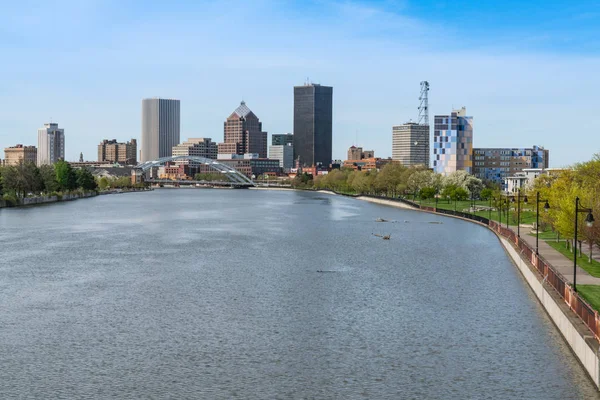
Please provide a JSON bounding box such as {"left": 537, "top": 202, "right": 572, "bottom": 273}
{"left": 419, "top": 199, "right": 538, "bottom": 226}
{"left": 575, "top": 285, "right": 600, "bottom": 312}
{"left": 545, "top": 240, "right": 600, "bottom": 278}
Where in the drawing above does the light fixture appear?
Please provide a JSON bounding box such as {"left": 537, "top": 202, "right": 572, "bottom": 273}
{"left": 585, "top": 211, "right": 595, "bottom": 228}
{"left": 544, "top": 200, "right": 550, "bottom": 213}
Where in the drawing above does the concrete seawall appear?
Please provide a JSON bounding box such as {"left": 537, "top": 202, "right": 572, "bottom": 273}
{"left": 349, "top": 193, "right": 600, "bottom": 389}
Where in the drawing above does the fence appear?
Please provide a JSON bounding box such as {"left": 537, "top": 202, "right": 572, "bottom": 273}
{"left": 402, "top": 199, "right": 600, "bottom": 343}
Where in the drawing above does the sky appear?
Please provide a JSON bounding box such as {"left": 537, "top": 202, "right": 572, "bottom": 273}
{"left": 1, "top": 0, "right": 599, "bottom": 167}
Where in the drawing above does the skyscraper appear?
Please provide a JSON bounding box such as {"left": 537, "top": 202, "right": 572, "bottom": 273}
{"left": 141, "top": 98, "right": 180, "bottom": 162}
{"left": 218, "top": 101, "right": 267, "bottom": 158}
{"left": 433, "top": 107, "right": 473, "bottom": 175}
{"left": 293, "top": 83, "right": 333, "bottom": 167}
{"left": 392, "top": 122, "right": 430, "bottom": 167}
{"left": 37, "top": 122, "right": 65, "bottom": 166}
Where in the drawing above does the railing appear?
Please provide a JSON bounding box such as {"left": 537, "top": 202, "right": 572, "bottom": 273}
{"left": 402, "top": 201, "right": 600, "bottom": 343}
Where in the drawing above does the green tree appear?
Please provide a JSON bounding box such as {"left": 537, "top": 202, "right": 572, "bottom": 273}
{"left": 76, "top": 168, "right": 98, "bottom": 191}
{"left": 55, "top": 160, "right": 77, "bottom": 191}
{"left": 419, "top": 186, "right": 436, "bottom": 200}
{"left": 98, "top": 177, "right": 110, "bottom": 190}
{"left": 39, "top": 164, "right": 59, "bottom": 193}
{"left": 480, "top": 188, "right": 493, "bottom": 200}
{"left": 454, "top": 187, "right": 469, "bottom": 201}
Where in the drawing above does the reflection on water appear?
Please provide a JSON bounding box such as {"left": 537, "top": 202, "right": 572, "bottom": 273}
{"left": 0, "top": 189, "right": 598, "bottom": 399}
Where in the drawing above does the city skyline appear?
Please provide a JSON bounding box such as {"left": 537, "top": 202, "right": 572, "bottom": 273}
{"left": 1, "top": 1, "right": 598, "bottom": 165}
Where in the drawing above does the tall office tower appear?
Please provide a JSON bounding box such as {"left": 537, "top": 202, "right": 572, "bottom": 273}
{"left": 4, "top": 145, "right": 37, "bottom": 166}
{"left": 433, "top": 107, "right": 473, "bottom": 175}
{"left": 391, "top": 122, "right": 430, "bottom": 167}
{"left": 141, "top": 98, "right": 180, "bottom": 162}
{"left": 37, "top": 122, "right": 65, "bottom": 166}
{"left": 218, "top": 101, "right": 267, "bottom": 158}
{"left": 473, "top": 145, "right": 549, "bottom": 189}
{"left": 98, "top": 139, "right": 138, "bottom": 164}
{"left": 293, "top": 83, "right": 333, "bottom": 167}
{"left": 272, "top": 133, "right": 294, "bottom": 146}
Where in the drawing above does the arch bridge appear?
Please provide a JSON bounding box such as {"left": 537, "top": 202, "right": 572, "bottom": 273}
{"left": 135, "top": 156, "right": 255, "bottom": 186}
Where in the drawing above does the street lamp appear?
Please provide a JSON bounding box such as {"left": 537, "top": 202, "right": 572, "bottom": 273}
{"left": 505, "top": 198, "right": 509, "bottom": 229}
{"left": 573, "top": 197, "right": 595, "bottom": 292}
{"left": 509, "top": 189, "right": 526, "bottom": 237}
{"left": 535, "top": 191, "right": 550, "bottom": 255}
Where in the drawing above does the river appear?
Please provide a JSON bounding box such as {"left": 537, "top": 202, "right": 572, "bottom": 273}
{"left": 0, "top": 189, "right": 598, "bottom": 399}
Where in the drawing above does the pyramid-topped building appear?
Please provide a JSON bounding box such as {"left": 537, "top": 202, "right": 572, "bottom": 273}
{"left": 218, "top": 101, "right": 267, "bottom": 158}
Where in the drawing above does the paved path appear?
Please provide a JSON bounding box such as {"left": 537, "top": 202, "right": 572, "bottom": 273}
{"left": 518, "top": 226, "right": 600, "bottom": 285}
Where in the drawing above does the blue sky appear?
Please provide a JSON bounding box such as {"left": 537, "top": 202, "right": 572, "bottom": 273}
{"left": 1, "top": 0, "right": 599, "bottom": 166}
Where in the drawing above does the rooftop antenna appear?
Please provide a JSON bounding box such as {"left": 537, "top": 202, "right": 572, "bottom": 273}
{"left": 418, "top": 81, "right": 429, "bottom": 126}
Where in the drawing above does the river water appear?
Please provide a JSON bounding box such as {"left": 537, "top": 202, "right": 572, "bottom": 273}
{"left": 0, "top": 189, "right": 598, "bottom": 399}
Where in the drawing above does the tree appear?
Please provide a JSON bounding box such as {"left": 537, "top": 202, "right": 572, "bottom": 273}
{"left": 480, "top": 188, "right": 493, "bottom": 201}
{"left": 419, "top": 186, "right": 436, "bottom": 200}
{"left": 76, "top": 168, "right": 98, "bottom": 191}
{"left": 454, "top": 187, "right": 469, "bottom": 201}
{"left": 55, "top": 161, "right": 77, "bottom": 191}
{"left": 0, "top": 162, "right": 42, "bottom": 198}
{"left": 98, "top": 177, "right": 110, "bottom": 190}
{"left": 39, "top": 164, "right": 59, "bottom": 193}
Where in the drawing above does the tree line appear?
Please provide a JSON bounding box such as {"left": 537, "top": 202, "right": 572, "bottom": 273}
{"left": 0, "top": 161, "right": 97, "bottom": 200}
{"left": 293, "top": 164, "right": 490, "bottom": 200}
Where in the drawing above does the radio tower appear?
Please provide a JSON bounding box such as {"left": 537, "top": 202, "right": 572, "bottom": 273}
{"left": 418, "top": 81, "right": 429, "bottom": 126}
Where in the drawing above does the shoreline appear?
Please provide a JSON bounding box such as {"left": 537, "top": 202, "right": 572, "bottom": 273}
{"left": 0, "top": 188, "right": 151, "bottom": 209}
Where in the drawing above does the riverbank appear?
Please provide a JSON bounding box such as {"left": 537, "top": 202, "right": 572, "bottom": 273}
{"left": 0, "top": 188, "right": 151, "bottom": 209}
{"left": 348, "top": 192, "right": 600, "bottom": 389}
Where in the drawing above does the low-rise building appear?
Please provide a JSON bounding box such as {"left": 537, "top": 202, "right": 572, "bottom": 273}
{"left": 158, "top": 162, "right": 191, "bottom": 180}
{"left": 343, "top": 157, "right": 397, "bottom": 171}
{"left": 347, "top": 146, "right": 374, "bottom": 161}
{"left": 473, "top": 145, "right": 549, "bottom": 189}
{"left": 4, "top": 144, "right": 37, "bottom": 166}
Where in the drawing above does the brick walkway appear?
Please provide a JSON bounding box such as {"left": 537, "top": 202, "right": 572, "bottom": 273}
{"left": 518, "top": 226, "right": 600, "bottom": 285}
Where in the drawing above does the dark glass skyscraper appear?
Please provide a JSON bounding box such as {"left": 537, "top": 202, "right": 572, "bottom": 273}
{"left": 293, "top": 84, "right": 333, "bottom": 167}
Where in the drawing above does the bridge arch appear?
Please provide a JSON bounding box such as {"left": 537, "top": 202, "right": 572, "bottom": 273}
{"left": 135, "top": 156, "right": 255, "bottom": 185}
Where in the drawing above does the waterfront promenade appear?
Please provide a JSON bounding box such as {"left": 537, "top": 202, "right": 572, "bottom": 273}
{"left": 519, "top": 231, "right": 600, "bottom": 285}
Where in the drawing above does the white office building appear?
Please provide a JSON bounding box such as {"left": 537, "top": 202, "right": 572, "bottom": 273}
{"left": 269, "top": 143, "right": 294, "bottom": 170}
{"left": 37, "top": 123, "right": 65, "bottom": 166}
{"left": 392, "top": 122, "right": 430, "bottom": 167}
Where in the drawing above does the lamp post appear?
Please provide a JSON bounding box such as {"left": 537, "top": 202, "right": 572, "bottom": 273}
{"left": 573, "top": 197, "right": 595, "bottom": 292}
{"left": 488, "top": 196, "right": 492, "bottom": 221}
{"left": 435, "top": 191, "right": 438, "bottom": 210}
{"left": 535, "top": 192, "right": 550, "bottom": 255}
{"left": 517, "top": 190, "right": 527, "bottom": 237}
{"left": 505, "top": 199, "right": 509, "bottom": 229}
